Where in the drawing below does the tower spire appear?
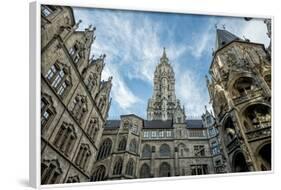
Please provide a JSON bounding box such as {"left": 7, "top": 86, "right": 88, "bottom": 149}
{"left": 160, "top": 47, "right": 169, "bottom": 63}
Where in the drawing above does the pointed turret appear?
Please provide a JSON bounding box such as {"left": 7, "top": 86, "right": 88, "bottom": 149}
{"left": 160, "top": 47, "right": 169, "bottom": 63}
{"left": 215, "top": 29, "right": 241, "bottom": 50}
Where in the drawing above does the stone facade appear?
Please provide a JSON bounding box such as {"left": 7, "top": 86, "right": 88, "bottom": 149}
{"left": 41, "top": 5, "right": 112, "bottom": 184}
{"left": 90, "top": 50, "right": 225, "bottom": 181}
{"left": 40, "top": 5, "right": 272, "bottom": 185}
{"left": 206, "top": 27, "right": 271, "bottom": 172}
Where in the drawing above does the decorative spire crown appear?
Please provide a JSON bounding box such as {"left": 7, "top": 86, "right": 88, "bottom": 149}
{"left": 160, "top": 47, "right": 169, "bottom": 63}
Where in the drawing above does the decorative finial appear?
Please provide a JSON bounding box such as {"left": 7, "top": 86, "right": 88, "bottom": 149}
{"left": 74, "top": 19, "right": 82, "bottom": 29}
{"left": 91, "top": 54, "right": 95, "bottom": 60}
{"left": 205, "top": 75, "right": 209, "bottom": 84}
{"left": 214, "top": 24, "right": 218, "bottom": 29}
{"left": 88, "top": 24, "right": 92, "bottom": 30}
{"left": 163, "top": 47, "right": 167, "bottom": 57}
{"left": 222, "top": 24, "right": 226, "bottom": 30}
{"left": 243, "top": 35, "right": 250, "bottom": 42}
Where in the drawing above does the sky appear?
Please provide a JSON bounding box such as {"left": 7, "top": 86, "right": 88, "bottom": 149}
{"left": 73, "top": 7, "right": 270, "bottom": 120}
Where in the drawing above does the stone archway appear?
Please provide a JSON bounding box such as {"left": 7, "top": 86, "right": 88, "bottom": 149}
{"left": 232, "top": 151, "right": 249, "bottom": 172}
{"left": 257, "top": 143, "right": 271, "bottom": 171}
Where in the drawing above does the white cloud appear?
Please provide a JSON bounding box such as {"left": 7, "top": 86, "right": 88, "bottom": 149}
{"left": 73, "top": 8, "right": 270, "bottom": 119}
{"left": 101, "top": 62, "right": 141, "bottom": 110}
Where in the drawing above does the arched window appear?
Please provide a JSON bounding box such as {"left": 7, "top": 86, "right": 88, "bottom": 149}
{"left": 159, "top": 162, "right": 171, "bottom": 177}
{"left": 142, "top": 144, "right": 152, "bottom": 158}
{"left": 243, "top": 104, "right": 271, "bottom": 129}
{"left": 41, "top": 94, "right": 56, "bottom": 131}
{"left": 129, "top": 139, "right": 137, "bottom": 153}
{"left": 41, "top": 159, "right": 62, "bottom": 184}
{"left": 232, "top": 77, "right": 257, "bottom": 98}
{"left": 125, "top": 159, "right": 134, "bottom": 176}
{"left": 97, "top": 138, "right": 112, "bottom": 160}
{"left": 139, "top": 164, "right": 150, "bottom": 178}
{"left": 53, "top": 122, "right": 77, "bottom": 156}
{"left": 160, "top": 144, "right": 171, "bottom": 157}
{"left": 75, "top": 144, "right": 91, "bottom": 170}
{"left": 223, "top": 117, "right": 236, "bottom": 145}
{"left": 118, "top": 137, "right": 127, "bottom": 151}
{"left": 71, "top": 95, "right": 88, "bottom": 123}
{"left": 86, "top": 118, "right": 99, "bottom": 141}
{"left": 92, "top": 165, "right": 106, "bottom": 181}
{"left": 45, "top": 62, "right": 71, "bottom": 98}
{"left": 113, "top": 158, "right": 123, "bottom": 175}
{"left": 66, "top": 175, "right": 80, "bottom": 183}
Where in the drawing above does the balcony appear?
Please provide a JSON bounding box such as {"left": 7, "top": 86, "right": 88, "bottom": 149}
{"left": 232, "top": 88, "right": 263, "bottom": 105}
{"left": 245, "top": 124, "right": 271, "bottom": 142}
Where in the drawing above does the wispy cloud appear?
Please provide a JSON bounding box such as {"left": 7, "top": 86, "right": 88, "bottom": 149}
{"left": 73, "top": 8, "right": 270, "bottom": 119}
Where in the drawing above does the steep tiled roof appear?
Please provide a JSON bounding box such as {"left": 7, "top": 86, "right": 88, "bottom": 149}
{"left": 216, "top": 29, "right": 241, "bottom": 50}
{"left": 104, "top": 120, "right": 120, "bottom": 129}
{"left": 186, "top": 119, "right": 204, "bottom": 128}
{"left": 143, "top": 120, "right": 173, "bottom": 129}
{"left": 105, "top": 119, "right": 204, "bottom": 129}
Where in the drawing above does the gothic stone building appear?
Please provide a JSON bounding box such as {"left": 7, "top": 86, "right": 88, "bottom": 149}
{"left": 206, "top": 27, "right": 271, "bottom": 173}
{"left": 91, "top": 49, "right": 225, "bottom": 181}
{"left": 41, "top": 5, "right": 112, "bottom": 184}
{"left": 40, "top": 5, "right": 226, "bottom": 185}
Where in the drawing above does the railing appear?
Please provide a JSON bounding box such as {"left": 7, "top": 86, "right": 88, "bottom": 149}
{"left": 232, "top": 89, "right": 263, "bottom": 105}
{"left": 245, "top": 125, "right": 271, "bottom": 141}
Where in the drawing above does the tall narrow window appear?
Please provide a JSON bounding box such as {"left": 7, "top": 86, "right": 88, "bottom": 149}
{"left": 194, "top": 145, "right": 205, "bottom": 156}
{"left": 142, "top": 144, "right": 152, "bottom": 158}
{"left": 125, "top": 159, "right": 134, "bottom": 176}
{"left": 140, "top": 164, "right": 150, "bottom": 178}
{"left": 113, "top": 158, "right": 123, "bottom": 175}
{"left": 118, "top": 138, "right": 127, "bottom": 151}
{"left": 53, "top": 122, "right": 77, "bottom": 156}
{"left": 75, "top": 144, "right": 91, "bottom": 171}
{"left": 160, "top": 144, "right": 171, "bottom": 157}
{"left": 159, "top": 162, "right": 171, "bottom": 177}
{"left": 68, "top": 42, "right": 82, "bottom": 65}
{"left": 92, "top": 165, "right": 106, "bottom": 181}
{"left": 45, "top": 62, "right": 71, "bottom": 98}
{"left": 97, "top": 138, "right": 112, "bottom": 160}
{"left": 129, "top": 139, "right": 137, "bottom": 153}
{"left": 41, "top": 160, "right": 62, "bottom": 185}
{"left": 71, "top": 95, "right": 88, "bottom": 123}
{"left": 98, "top": 96, "right": 106, "bottom": 113}
{"left": 86, "top": 118, "right": 99, "bottom": 141}
{"left": 41, "top": 94, "right": 56, "bottom": 132}
{"left": 190, "top": 165, "right": 208, "bottom": 175}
